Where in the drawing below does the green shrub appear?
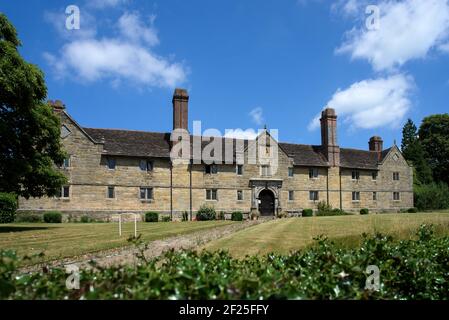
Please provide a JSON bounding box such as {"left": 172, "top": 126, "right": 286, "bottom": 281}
{"left": 407, "top": 207, "right": 419, "bottom": 213}
{"left": 414, "top": 183, "right": 449, "bottom": 210}
{"left": 43, "top": 211, "right": 62, "bottom": 223}
{"left": 0, "top": 193, "right": 17, "bottom": 224}
{"left": 145, "top": 212, "right": 159, "bottom": 222}
{"left": 80, "top": 215, "right": 91, "bottom": 223}
{"left": 302, "top": 209, "right": 313, "bottom": 217}
{"left": 1, "top": 225, "right": 448, "bottom": 300}
{"left": 360, "top": 208, "right": 369, "bottom": 215}
{"left": 15, "top": 214, "right": 42, "bottom": 223}
{"left": 196, "top": 204, "right": 216, "bottom": 221}
{"left": 231, "top": 211, "right": 243, "bottom": 221}
{"left": 317, "top": 201, "right": 332, "bottom": 214}
{"left": 182, "top": 211, "right": 189, "bottom": 221}
{"left": 162, "top": 216, "right": 171, "bottom": 222}
{"left": 316, "top": 203, "right": 349, "bottom": 216}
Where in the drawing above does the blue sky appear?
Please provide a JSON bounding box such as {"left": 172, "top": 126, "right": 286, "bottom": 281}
{"left": 2, "top": 0, "right": 449, "bottom": 150}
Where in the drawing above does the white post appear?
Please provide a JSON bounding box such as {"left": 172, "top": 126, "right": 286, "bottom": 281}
{"left": 119, "top": 214, "right": 122, "bottom": 236}
{"left": 134, "top": 214, "right": 137, "bottom": 238}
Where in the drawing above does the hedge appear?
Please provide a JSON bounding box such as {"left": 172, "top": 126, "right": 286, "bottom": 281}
{"left": 15, "top": 214, "right": 42, "bottom": 223}
{"left": 145, "top": 212, "right": 159, "bottom": 222}
{"left": 0, "top": 225, "right": 447, "bottom": 299}
{"left": 0, "top": 193, "right": 17, "bottom": 224}
{"left": 360, "top": 208, "right": 369, "bottom": 215}
{"left": 196, "top": 204, "right": 216, "bottom": 221}
{"left": 231, "top": 211, "right": 243, "bottom": 221}
{"left": 302, "top": 209, "right": 313, "bottom": 217}
{"left": 43, "top": 211, "right": 62, "bottom": 223}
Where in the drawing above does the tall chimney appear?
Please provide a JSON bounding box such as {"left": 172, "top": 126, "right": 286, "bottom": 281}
{"left": 369, "top": 136, "right": 383, "bottom": 161}
{"left": 172, "top": 88, "right": 189, "bottom": 131}
{"left": 320, "top": 108, "right": 340, "bottom": 167}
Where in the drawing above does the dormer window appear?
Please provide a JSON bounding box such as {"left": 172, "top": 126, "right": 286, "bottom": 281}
{"left": 205, "top": 164, "right": 218, "bottom": 174}
{"left": 352, "top": 171, "right": 360, "bottom": 180}
{"left": 309, "top": 168, "right": 319, "bottom": 179}
{"left": 107, "top": 158, "right": 116, "bottom": 170}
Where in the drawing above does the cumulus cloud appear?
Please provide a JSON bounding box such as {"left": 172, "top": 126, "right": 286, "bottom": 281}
{"left": 336, "top": 0, "right": 449, "bottom": 72}
{"left": 88, "top": 0, "right": 128, "bottom": 9}
{"left": 308, "top": 74, "right": 414, "bottom": 130}
{"left": 224, "top": 129, "right": 258, "bottom": 140}
{"left": 249, "top": 107, "right": 264, "bottom": 126}
{"left": 44, "top": 12, "right": 186, "bottom": 89}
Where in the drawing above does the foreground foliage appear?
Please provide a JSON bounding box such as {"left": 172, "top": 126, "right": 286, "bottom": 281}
{"left": 0, "top": 193, "right": 17, "bottom": 223}
{"left": 1, "top": 225, "right": 448, "bottom": 300}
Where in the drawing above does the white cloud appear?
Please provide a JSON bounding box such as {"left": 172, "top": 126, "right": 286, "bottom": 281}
{"left": 45, "top": 12, "right": 186, "bottom": 89}
{"left": 249, "top": 107, "right": 264, "bottom": 125}
{"left": 224, "top": 129, "right": 258, "bottom": 140}
{"left": 308, "top": 74, "right": 414, "bottom": 130}
{"left": 118, "top": 12, "right": 159, "bottom": 46}
{"left": 336, "top": 0, "right": 449, "bottom": 72}
{"left": 44, "top": 10, "right": 97, "bottom": 39}
{"left": 440, "top": 42, "right": 449, "bottom": 52}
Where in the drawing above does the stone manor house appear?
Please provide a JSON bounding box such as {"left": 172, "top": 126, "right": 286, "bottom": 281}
{"left": 19, "top": 89, "right": 413, "bottom": 220}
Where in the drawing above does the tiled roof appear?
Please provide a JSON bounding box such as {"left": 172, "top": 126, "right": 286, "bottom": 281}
{"left": 83, "top": 128, "right": 382, "bottom": 169}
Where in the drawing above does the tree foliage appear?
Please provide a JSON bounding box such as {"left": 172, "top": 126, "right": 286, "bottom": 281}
{"left": 401, "top": 119, "right": 433, "bottom": 185}
{"left": 0, "top": 14, "right": 67, "bottom": 198}
{"left": 418, "top": 114, "right": 449, "bottom": 185}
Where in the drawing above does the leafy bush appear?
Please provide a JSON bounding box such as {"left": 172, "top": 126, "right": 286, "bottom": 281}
{"left": 317, "top": 201, "right": 332, "bottom": 214}
{"left": 15, "top": 214, "right": 42, "bottom": 223}
{"left": 161, "top": 216, "right": 171, "bottom": 222}
{"left": 316, "top": 205, "right": 349, "bottom": 217}
{"left": 145, "top": 212, "right": 159, "bottom": 222}
{"left": 43, "top": 211, "right": 62, "bottom": 223}
{"left": 1, "top": 225, "right": 448, "bottom": 300}
{"left": 0, "top": 193, "right": 17, "bottom": 224}
{"left": 302, "top": 209, "right": 313, "bottom": 217}
{"left": 80, "top": 215, "right": 91, "bottom": 223}
{"left": 414, "top": 183, "right": 449, "bottom": 210}
{"left": 407, "top": 207, "right": 419, "bottom": 213}
{"left": 231, "top": 211, "right": 243, "bottom": 221}
{"left": 182, "top": 211, "right": 189, "bottom": 222}
{"left": 196, "top": 204, "right": 216, "bottom": 221}
{"left": 360, "top": 208, "right": 369, "bottom": 215}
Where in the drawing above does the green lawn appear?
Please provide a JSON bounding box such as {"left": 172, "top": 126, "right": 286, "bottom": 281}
{"left": 0, "top": 220, "right": 235, "bottom": 262}
{"left": 203, "top": 212, "right": 449, "bottom": 257}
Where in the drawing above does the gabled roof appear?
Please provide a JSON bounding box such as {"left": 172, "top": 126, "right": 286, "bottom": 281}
{"left": 82, "top": 127, "right": 385, "bottom": 169}
{"left": 340, "top": 148, "right": 380, "bottom": 170}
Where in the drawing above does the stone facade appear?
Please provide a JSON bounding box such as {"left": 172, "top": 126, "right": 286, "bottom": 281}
{"left": 18, "top": 90, "right": 414, "bottom": 220}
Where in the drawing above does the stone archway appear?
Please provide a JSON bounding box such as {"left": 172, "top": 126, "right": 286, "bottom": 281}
{"left": 258, "top": 189, "right": 275, "bottom": 216}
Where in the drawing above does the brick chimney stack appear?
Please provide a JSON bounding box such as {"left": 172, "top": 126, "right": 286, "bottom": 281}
{"left": 320, "top": 107, "right": 340, "bottom": 167}
{"left": 172, "top": 88, "right": 189, "bottom": 132}
{"left": 48, "top": 100, "right": 65, "bottom": 112}
{"left": 369, "top": 136, "right": 383, "bottom": 161}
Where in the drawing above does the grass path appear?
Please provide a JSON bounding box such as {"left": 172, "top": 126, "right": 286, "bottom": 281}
{"left": 0, "top": 220, "right": 235, "bottom": 263}
{"left": 202, "top": 212, "right": 449, "bottom": 257}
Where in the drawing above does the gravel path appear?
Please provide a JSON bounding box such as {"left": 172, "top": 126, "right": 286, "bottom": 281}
{"left": 20, "top": 219, "right": 265, "bottom": 272}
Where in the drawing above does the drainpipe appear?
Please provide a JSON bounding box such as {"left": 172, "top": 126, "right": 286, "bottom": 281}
{"left": 189, "top": 159, "right": 193, "bottom": 221}
{"left": 339, "top": 169, "right": 343, "bottom": 211}
{"left": 170, "top": 161, "right": 173, "bottom": 220}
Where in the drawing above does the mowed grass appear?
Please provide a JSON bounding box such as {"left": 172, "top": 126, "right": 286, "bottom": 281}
{"left": 0, "top": 220, "right": 235, "bottom": 263}
{"left": 203, "top": 212, "right": 449, "bottom": 257}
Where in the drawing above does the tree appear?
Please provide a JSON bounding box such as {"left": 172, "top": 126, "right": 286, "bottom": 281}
{"left": 418, "top": 114, "right": 449, "bottom": 185}
{"left": 401, "top": 119, "right": 433, "bottom": 185}
{"left": 0, "top": 14, "right": 67, "bottom": 198}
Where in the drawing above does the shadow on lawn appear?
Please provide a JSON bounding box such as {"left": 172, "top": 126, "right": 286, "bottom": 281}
{"left": 0, "top": 226, "right": 50, "bottom": 233}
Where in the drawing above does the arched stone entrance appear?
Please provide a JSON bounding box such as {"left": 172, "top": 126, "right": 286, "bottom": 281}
{"left": 258, "top": 189, "right": 275, "bottom": 216}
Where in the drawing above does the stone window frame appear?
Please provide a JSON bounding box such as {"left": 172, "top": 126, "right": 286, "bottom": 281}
{"left": 372, "top": 171, "right": 378, "bottom": 181}
{"left": 288, "top": 190, "right": 295, "bottom": 201}
{"left": 351, "top": 170, "right": 360, "bottom": 181}
{"left": 288, "top": 167, "right": 294, "bottom": 178}
{"left": 372, "top": 191, "right": 377, "bottom": 201}
{"left": 56, "top": 185, "right": 70, "bottom": 200}
{"left": 237, "top": 190, "right": 244, "bottom": 201}
{"left": 106, "top": 157, "right": 116, "bottom": 170}
{"left": 107, "top": 186, "right": 115, "bottom": 199}
{"left": 352, "top": 191, "right": 361, "bottom": 202}
{"left": 309, "top": 168, "right": 319, "bottom": 179}
{"left": 236, "top": 165, "right": 243, "bottom": 176}
{"left": 140, "top": 159, "right": 154, "bottom": 172}
{"left": 393, "top": 172, "right": 400, "bottom": 181}
{"left": 139, "top": 187, "right": 153, "bottom": 201}
{"left": 260, "top": 165, "right": 271, "bottom": 177}
{"left": 205, "top": 164, "right": 218, "bottom": 175}
{"left": 61, "top": 155, "right": 71, "bottom": 169}
{"left": 309, "top": 190, "right": 319, "bottom": 201}
{"left": 393, "top": 192, "right": 401, "bottom": 201}
{"left": 206, "top": 189, "right": 218, "bottom": 201}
